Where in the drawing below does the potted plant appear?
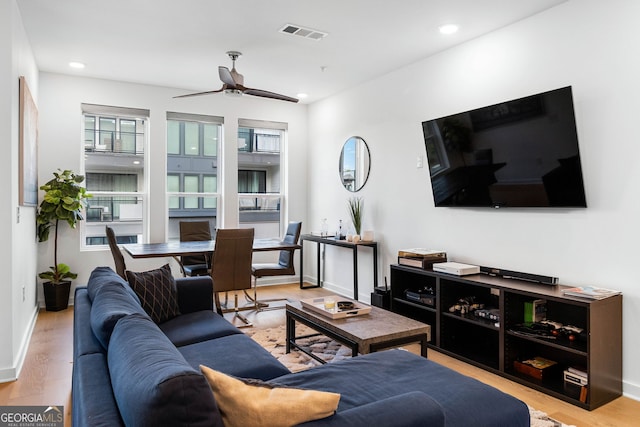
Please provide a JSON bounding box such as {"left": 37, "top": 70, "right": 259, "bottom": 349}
{"left": 347, "top": 197, "right": 363, "bottom": 238}
{"left": 37, "top": 169, "right": 91, "bottom": 311}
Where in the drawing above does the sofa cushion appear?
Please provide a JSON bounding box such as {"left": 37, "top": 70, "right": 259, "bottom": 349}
{"left": 74, "top": 288, "right": 105, "bottom": 356}
{"left": 72, "top": 353, "right": 124, "bottom": 427}
{"left": 179, "top": 334, "right": 291, "bottom": 381}
{"left": 108, "top": 314, "right": 223, "bottom": 427}
{"left": 87, "top": 266, "right": 140, "bottom": 304}
{"left": 159, "top": 310, "right": 242, "bottom": 347}
{"left": 300, "top": 392, "right": 444, "bottom": 427}
{"left": 89, "top": 282, "right": 149, "bottom": 349}
{"left": 126, "top": 264, "right": 181, "bottom": 324}
{"left": 271, "top": 350, "right": 529, "bottom": 427}
{"left": 200, "top": 365, "right": 339, "bottom": 427}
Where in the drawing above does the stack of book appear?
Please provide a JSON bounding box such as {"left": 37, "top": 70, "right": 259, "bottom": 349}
{"left": 524, "top": 299, "right": 547, "bottom": 324}
{"left": 564, "top": 367, "right": 588, "bottom": 403}
{"left": 561, "top": 286, "right": 621, "bottom": 300}
{"left": 397, "top": 249, "right": 447, "bottom": 270}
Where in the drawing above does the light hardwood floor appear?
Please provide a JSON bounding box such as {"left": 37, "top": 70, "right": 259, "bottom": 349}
{"left": 1, "top": 283, "right": 637, "bottom": 427}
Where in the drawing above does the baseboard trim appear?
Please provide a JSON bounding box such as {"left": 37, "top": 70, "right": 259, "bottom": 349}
{"left": 0, "top": 306, "right": 38, "bottom": 383}
{"left": 623, "top": 381, "right": 640, "bottom": 402}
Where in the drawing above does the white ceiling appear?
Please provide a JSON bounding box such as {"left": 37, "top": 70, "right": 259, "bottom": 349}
{"left": 17, "top": 0, "right": 567, "bottom": 104}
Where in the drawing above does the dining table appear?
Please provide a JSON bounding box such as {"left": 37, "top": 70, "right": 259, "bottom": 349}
{"left": 122, "top": 238, "right": 305, "bottom": 288}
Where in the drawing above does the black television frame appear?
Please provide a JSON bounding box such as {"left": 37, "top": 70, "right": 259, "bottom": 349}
{"left": 422, "top": 86, "right": 587, "bottom": 208}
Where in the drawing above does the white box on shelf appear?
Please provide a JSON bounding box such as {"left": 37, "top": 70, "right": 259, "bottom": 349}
{"left": 432, "top": 262, "right": 480, "bottom": 276}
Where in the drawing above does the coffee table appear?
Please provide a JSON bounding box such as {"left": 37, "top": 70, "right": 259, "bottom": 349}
{"left": 285, "top": 301, "right": 430, "bottom": 364}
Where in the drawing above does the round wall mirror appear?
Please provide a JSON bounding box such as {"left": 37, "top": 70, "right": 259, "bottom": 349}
{"left": 339, "top": 136, "right": 371, "bottom": 192}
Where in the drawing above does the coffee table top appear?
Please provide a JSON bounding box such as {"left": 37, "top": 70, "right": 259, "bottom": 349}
{"left": 286, "top": 301, "right": 430, "bottom": 351}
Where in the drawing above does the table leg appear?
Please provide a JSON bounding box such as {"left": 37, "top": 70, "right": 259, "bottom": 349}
{"left": 299, "top": 240, "right": 303, "bottom": 288}
{"left": 373, "top": 244, "right": 378, "bottom": 288}
{"left": 299, "top": 239, "right": 319, "bottom": 289}
{"left": 317, "top": 241, "right": 321, "bottom": 287}
{"left": 353, "top": 246, "right": 358, "bottom": 300}
{"left": 285, "top": 313, "right": 294, "bottom": 353}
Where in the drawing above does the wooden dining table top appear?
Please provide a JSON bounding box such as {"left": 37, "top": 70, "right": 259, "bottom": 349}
{"left": 122, "top": 238, "right": 301, "bottom": 259}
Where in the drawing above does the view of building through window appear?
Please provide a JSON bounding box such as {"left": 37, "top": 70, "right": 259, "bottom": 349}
{"left": 166, "top": 113, "right": 221, "bottom": 241}
{"left": 81, "top": 108, "right": 288, "bottom": 248}
{"left": 237, "top": 120, "right": 285, "bottom": 239}
{"left": 82, "top": 104, "right": 148, "bottom": 247}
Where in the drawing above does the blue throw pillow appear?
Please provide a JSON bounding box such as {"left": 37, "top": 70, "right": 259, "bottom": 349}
{"left": 126, "top": 264, "right": 180, "bottom": 324}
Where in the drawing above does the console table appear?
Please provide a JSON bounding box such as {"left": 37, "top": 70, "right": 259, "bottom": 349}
{"left": 299, "top": 234, "right": 378, "bottom": 300}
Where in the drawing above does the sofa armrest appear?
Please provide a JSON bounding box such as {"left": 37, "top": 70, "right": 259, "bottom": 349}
{"left": 175, "top": 276, "right": 213, "bottom": 313}
{"left": 298, "top": 391, "right": 444, "bottom": 427}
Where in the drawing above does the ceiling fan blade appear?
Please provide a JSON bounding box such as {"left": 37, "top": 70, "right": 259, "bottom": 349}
{"left": 173, "top": 87, "right": 224, "bottom": 98}
{"left": 218, "top": 66, "right": 238, "bottom": 88}
{"left": 243, "top": 87, "right": 299, "bottom": 103}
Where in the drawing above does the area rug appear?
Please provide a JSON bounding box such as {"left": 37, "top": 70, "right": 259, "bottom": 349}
{"left": 244, "top": 325, "right": 575, "bottom": 427}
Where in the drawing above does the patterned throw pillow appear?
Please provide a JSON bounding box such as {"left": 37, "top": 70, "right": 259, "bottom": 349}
{"left": 126, "top": 264, "right": 180, "bottom": 324}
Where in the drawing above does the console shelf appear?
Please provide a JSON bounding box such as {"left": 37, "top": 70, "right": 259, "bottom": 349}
{"left": 390, "top": 264, "right": 622, "bottom": 410}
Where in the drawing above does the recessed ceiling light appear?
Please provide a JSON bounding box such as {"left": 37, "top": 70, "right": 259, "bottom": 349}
{"left": 439, "top": 24, "right": 459, "bottom": 35}
{"left": 297, "top": 93, "right": 308, "bottom": 99}
{"left": 69, "top": 61, "right": 85, "bottom": 69}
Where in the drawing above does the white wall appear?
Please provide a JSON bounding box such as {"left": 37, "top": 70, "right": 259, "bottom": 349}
{"left": 36, "top": 72, "right": 308, "bottom": 298}
{"left": 307, "top": 0, "right": 640, "bottom": 399}
{"left": 0, "top": 0, "right": 40, "bottom": 382}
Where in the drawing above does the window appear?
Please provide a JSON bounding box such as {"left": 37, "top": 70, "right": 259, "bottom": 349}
{"left": 82, "top": 104, "right": 148, "bottom": 247}
{"left": 237, "top": 119, "right": 286, "bottom": 239}
{"left": 166, "top": 112, "right": 222, "bottom": 241}
{"left": 423, "top": 120, "right": 449, "bottom": 176}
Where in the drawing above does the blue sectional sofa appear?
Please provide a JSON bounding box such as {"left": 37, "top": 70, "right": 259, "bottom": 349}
{"left": 72, "top": 266, "right": 530, "bottom": 426}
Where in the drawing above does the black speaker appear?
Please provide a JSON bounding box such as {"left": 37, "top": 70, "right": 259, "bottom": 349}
{"left": 371, "top": 287, "right": 390, "bottom": 310}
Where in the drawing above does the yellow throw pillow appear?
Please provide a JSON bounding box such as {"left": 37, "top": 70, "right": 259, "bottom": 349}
{"left": 200, "top": 365, "right": 340, "bottom": 427}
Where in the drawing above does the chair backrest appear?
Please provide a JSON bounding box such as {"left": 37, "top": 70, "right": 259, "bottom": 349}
{"left": 106, "top": 226, "right": 127, "bottom": 279}
{"left": 180, "top": 221, "right": 212, "bottom": 241}
{"left": 278, "top": 221, "right": 302, "bottom": 268}
{"left": 179, "top": 221, "right": 212, "bottom": 265}
{"left": 211, "top": 228, "right": 254, "bottom": 293}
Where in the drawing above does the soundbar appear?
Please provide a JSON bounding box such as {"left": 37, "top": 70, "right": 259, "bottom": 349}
{"left": 479, "top": 266, "right": 558, "bottom": 286}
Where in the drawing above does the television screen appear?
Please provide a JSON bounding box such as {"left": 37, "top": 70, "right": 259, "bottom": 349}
{"left": 422, "top": 86, "right": 586, "bottom": 208}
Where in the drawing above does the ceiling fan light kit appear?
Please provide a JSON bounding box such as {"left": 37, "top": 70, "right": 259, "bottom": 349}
{"left": 174, "top": 51, "right": 299, "bottom": 103}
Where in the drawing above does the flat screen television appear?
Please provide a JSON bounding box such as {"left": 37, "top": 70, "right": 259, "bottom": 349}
{"left": 422, "top": 86, "right": 586, "bottom": 208}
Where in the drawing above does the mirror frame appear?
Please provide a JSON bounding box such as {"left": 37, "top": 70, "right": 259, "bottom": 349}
{"left": 339, "top": 136, "right": 371, "bottom": 192}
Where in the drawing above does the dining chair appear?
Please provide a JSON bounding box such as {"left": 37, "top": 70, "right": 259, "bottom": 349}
{"left": 106, "top": 226, "right": 127, "bottom": 279}
{"left": 178, "top": 221, "right": 212, "bottom": 277}
{"left": 210, "top": 228, "right": 256, "bottom": 327}
{"left": 250, "top": 221, "right": 302, "bottom": 310}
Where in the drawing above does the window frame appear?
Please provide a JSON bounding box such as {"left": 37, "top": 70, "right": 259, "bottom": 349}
{"left": 237, "top": 119, "right": 288, "bottom": 239}
{"left": 166, "top": 112, "right": 222, "bottom": 241}
{"left": 81, "top": 104, "right": 149, "bottom": 250}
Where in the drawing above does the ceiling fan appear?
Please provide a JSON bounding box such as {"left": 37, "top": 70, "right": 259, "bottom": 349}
{"left": 174, "top": 51, "right": 299, "bottom": 103}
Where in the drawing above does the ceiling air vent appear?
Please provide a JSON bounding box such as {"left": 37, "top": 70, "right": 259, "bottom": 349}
{"left": 279, "top": 24, "right": 328, "bottom": 41}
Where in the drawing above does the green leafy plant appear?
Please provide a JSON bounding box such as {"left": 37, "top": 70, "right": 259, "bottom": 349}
{"left": 347, "top": 197, "right": 363, "bottom": 236}
{"left": 36, "top": 169, "right": 92, "bottom": 283}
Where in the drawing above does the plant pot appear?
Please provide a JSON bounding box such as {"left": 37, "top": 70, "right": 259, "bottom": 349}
{"left": 43, "top": 280, "right": 71, "bottom": 311}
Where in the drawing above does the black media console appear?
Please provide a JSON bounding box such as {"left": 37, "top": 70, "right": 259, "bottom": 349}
{"left": 390, "top": 264, "right": 622, "bottom": 410}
